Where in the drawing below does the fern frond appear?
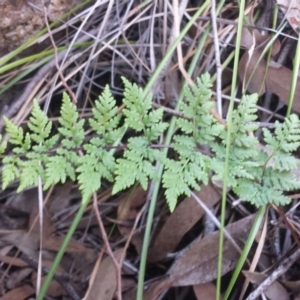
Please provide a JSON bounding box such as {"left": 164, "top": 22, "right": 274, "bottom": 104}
{"left": 270, "top": 150, "right": 300, "bottom": 171}
{"left": 162, "top": 135, "right": 210, "bottom": 211}
{"left": 42, "top": 94, "right": 84, "bottom": 190}
{"left": 177, "top": 74, "right": 223, "bottom": 144}
{"left": 263, "top": 114, "right": 300, "bottom": 153}
{"left": 122, "top": 77, "right": 152, "bottom": 131}
{"left": 2, "top": 157, "right": 20, "bottom": 189}
{"left": 28, "top": 100, "right": 52, "bottom": 143}
{"left": 77, "top": 138, "right": 116, "bottom": 202}
{"left": 58, "top": 93, "right": 85, "bottom": 148}
{"left": 112, "top": 78, "right": 167, "bottom": 194}
{"left": 113, "top": 136, "right": 162, "bottom": 194}
{"left": 262, "top": 167, "right": 300, "bottom": 191}
{"left": 227, "top": 94, "right": 258, "bottom": 145}
{"left": 0, "top": 134, "right": 7, "bottom": 155}
{"left": 17, "top": 159, "right": 43, "bottom": 192}
{"left": 233, "top": 180, "right": 291, "bottom": 206}
{"left": 4, "top": 117, "right": 31, "bottom": 154}
{"left": 163, "top": 157, "right": 209, "bottom": 212}
{"left": 89, "top": 85, "right": 122, "bottom": 138}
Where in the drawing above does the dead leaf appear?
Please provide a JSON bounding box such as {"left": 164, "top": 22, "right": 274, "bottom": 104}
{"left": 167, "top": 214, "right": 255, "bottom": 286}
{"left": 241, "top": 27, "right": 281, "bottom": 56}
{"left": 0, "top": 204, "right": 28, "bottom": 230}
{"left": 117, "top": 187, "right": 147, "bottom": 254}
{"left": 0, "top": 253, "right": 28, "bottom": 267}
{"left": 277, "top": 0, "right": 300, "bottom": 33}
{"left": 145, "top": 214, "right": 256, "bottom": 299}
{"left": 193, "top": 283, "right": 222, "bottom": 300}
{"left": 2, "top": 232, "right": 39, "bottom": 258}
{"left": 148, "top": 183, "right": 221, "bottom": 262}
{"left": 239, "top": 50, "right": 300, "bottom": 113}
{"left": 243, "top": 270, "right": 289, "bottom": 300}
{"left": 47, "top": 181, "right": 74, "bottom": 214}
{"left": 43, "top": 235, "right": 94, "bottom": 253}
{"left": 1, "top": 284, "right": 35, "bottom": 300}
{"left": 31, "top": 260, "right": 68, "bottom": 298}
{"left": 6, "top": 267, "right": 32, "bottom": 289}
{"left": 281, "top": 279, "right": 300, "bottom": 291}
{"left": 84, "top": 248, "right": 123, "bottom": 300}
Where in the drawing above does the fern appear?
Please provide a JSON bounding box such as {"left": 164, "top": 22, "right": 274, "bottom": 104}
{"left": 244, "top": 115, "right": 300, "bottom": 206}
{"left": 3, "top": 101, "right": 57, "bottom": 191}
{"left": 211, "top": 94, "right": 260, "bottom": 187}
{"left": 112, "top": 77, "right": 168, "bottom": 194}
{"left": 77, "top": 86, "right": 123, "bottom": 202}
{"left": 44, "top": 93, "right": 84, "bottom": 189}
{"left": 163, "top": 74, "right": 223, "bottom": 210}
{"left": 1, "top": 73, "right": 300, "bottom": 211}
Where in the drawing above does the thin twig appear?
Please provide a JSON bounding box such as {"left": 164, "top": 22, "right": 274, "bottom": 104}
{"left": 92, "top": 193, "right": 122, "bottom": 300}
{"left": 44, "top": 7, "right": 77, "bottom": 103}
{"left": 246, "top": 247, "right": 300, "bottom": 300}
{"left": 191, "top": 191, "right": 245, "bottom": 255}
{"left": 20, "top": 253, "right": 81, "bottom": 300}
{"left": 210, "top": 0, "right": 222, "bottom": 116}
{"left": 173, "top": 0, "right": 193, "bottom": 86}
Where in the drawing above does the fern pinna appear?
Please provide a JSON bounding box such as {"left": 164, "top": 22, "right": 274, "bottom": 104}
{"left": 1, "top": 73, "right": 300, "bottom": 211}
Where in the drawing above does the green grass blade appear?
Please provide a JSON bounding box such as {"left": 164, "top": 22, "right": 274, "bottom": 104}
{"left": 223, "top": 205, "right": 266, "bottom": 300}
{"left": 216, "top": 0, "right": 246, "bottom": 298}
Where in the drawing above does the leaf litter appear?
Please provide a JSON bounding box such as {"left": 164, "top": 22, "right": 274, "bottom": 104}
{"left": 2, "top": 0, "right": 300, "bottom": 299}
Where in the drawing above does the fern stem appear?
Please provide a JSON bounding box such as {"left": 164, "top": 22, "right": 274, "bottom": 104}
{"left": 216, "top": 0, "right": 246, "bottom": 298}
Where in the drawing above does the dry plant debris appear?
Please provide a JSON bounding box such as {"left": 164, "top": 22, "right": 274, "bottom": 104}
{"left": 1, "top": 0, "right": 300, "bottom": 299}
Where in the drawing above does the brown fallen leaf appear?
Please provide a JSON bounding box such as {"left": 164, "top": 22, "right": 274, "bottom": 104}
{"left": 239, "top": 50, "right": 300, "bottom": 113}
{"left": 43, "top": 235, "right": 94, "bottom": 253}
{"left": 28, "top": 258, "right": 68, "bottom": 298}
{"left": 277, "top": 0, "right": 300, "bottom": 33}
{"left": 6, "top": 267, "right": 32, "bottom": 289}
{"left": 148, "top": 183, "right": 221, "bottom": 262}
{"left": 193, "top": 283, "right": 222, "bottom": 300}
{"left": 0, "top": 253, "right": 28, "bottom": 267}
{"left": 280, "top": 279, "right": 300, "bottom": 292}
{"left": 32, "top": 274, "right": 67, "bottom": 298}
{"left": 1, "top": 284, "right": 35, "bottom": 300}
{"left": 1, "top": 232, "right": 39, "bottom": 258}
{"left": 117, "top": 186, "right": 147, "bottom": 254}
{"left": 47, "top": 181, "right": 74, "bottom": 214}
{"left": 84, "top": 248, "right": 124, "bottom": 300}
{"left": 167, "top": 214, "right": 255, "bottom": 286}
{"left": 145, "top": 214, "right": 256, "bottom": 299}
{"left": 240, "top": 27, "right": 281, "bottom": 57}
{"left": 243, "top": 270, "right": 289, "bottom": 300}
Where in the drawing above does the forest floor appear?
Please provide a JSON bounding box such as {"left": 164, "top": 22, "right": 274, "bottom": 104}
{"left": 1, "top": 0, "right": 300, "bottom": 299}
